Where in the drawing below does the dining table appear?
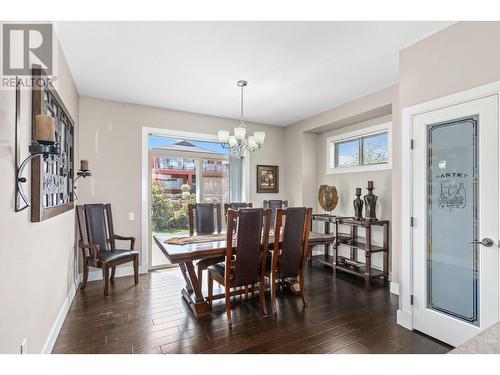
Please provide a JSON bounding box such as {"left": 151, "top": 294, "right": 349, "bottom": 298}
{"left": 154, "top": 230, "right": 336, "bottom": 319}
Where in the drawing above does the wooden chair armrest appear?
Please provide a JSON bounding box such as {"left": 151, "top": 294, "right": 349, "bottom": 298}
{"left": 79, "top": 241, "right": 100, "bottom": 267}
{"left": 114, "top": 234, "right": 136, "bottom": 250}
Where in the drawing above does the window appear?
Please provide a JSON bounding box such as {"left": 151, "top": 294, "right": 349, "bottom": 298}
{"left": 327, "top": 122, "right": 391, "bottom": 174}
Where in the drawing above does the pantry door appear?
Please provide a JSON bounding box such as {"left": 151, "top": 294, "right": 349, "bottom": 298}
{"left": 412, "top": 94, "right": 499, "bottom": 347}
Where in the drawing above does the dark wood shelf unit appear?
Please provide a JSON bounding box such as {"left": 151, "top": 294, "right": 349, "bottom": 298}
{"left": 310, "top": 214, "right": 390, "bottom": 285}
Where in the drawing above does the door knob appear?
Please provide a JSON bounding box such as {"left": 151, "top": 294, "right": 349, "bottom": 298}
{"left": 469, "top": 238, "right": 494, "bottom": 247}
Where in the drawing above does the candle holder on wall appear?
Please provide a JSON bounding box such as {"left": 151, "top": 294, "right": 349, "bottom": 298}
{"left": 73, "top": 160, "right": 92, "bottom": 201}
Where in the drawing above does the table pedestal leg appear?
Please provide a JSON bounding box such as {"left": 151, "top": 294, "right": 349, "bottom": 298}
{"left": 179, "top": 261, "right": 211, "bottom": 318}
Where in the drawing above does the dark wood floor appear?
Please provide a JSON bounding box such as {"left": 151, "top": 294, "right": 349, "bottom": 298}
{"left": 52, "top": 263, "right": 452, "bottom": 354}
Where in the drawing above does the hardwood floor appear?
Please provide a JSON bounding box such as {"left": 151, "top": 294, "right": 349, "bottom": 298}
{"left": 52, "top": 263, "right": 452, "bottom": 354}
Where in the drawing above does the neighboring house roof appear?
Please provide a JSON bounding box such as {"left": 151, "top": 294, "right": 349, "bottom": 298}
{"left": 152, "top": 140, "right": 220, "bottom": 154}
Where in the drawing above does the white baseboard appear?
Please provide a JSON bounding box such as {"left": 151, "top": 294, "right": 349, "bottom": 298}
{"left": 397, "top": 309, "right": 413, "bottom": 330}
{"left": 41, "top": 281, "right": 77, "bottom": 354}
{"left": 390, "top": 281, "right": 399, "bottom": 295}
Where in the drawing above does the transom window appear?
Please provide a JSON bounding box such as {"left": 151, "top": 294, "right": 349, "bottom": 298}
{"left": 326, "top": 122, "right": 392, "bottom": 174}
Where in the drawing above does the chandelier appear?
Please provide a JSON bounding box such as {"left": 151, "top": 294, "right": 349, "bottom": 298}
{"left": 218, "top": 80, "right": 265, "bottom": 159}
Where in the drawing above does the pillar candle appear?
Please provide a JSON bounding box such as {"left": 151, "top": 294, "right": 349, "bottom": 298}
{"left": 356, "top": 187, "right": 361, "bottom": 195}
{"left": 80, "top": 159, "right": 89, "bottom": 171}
{"left": 35, "top": 115, "right": 55, "bottom": 144}
{"left": 367, "top": 180, "right": 374, "bottom": 189}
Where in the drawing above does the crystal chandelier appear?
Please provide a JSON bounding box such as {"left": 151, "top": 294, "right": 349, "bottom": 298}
{"left": 218, "top": 80, "right": 265, "bottom": 159}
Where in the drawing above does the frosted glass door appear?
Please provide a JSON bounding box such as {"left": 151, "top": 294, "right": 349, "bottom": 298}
{"left": 427, "top": 116, "right": 479, "bottom": 325}
{"left": 412, "top": 94, "right": 499, "bottom": 347}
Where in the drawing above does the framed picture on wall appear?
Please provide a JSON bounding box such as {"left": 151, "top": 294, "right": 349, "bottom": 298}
{"left": 257, "top": 165, "right": 279, "bottom": 193}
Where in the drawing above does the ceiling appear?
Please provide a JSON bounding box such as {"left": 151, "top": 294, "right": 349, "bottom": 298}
{"left": 55, "top": 21, "right": 452, "bottom": 126}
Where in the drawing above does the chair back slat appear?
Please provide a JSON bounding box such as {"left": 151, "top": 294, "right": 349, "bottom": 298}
{"left": 188, "top": 203, "right": 221, "bottom": 235}
{"left": 84, "top": 204, "right": 110, "bottom": 252}
{"left": 264, "top": 199, "right": 288, "bottom": 228}
{"left": 76, "top": 205, "right": 90, "bottom": 257}
{"left": 105, "top": 204, "right": 116, "bottom": 251}
{"left": 278, "top": 207, "right": 307, "bottom": 278}
{"left": 225, "top": 208, "right": 267, "bottom": 287}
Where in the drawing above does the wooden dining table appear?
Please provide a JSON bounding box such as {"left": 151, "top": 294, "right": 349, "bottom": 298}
{"left": 153, "top": 231, "right": 336, "bottom": 319}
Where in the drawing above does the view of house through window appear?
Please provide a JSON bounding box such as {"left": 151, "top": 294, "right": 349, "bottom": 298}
{"left": 149, "top": 136, "right": 230, "bottom": 268}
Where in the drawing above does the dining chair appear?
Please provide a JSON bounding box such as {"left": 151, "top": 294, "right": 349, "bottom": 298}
{"left": 188, "top": 203, "right": 222, "bottom": 236}
{"left": 223, "top": 202, "right": 253, "bottom": 231}
{"left": 267, "top": 207, "right": 312, "bottom": 315}
{"left": 76, "top": 204, "right": 139, "bottom": 296}
{"left": 207, "top": 208, "right": 271, "bottom": 326}
{"left": 188, "top": 203, "right": 223, "bottom": 291}
{"left": 263, "top": 199, "right": 288, "bottom": 228}
{"left": 223, "top": 202, "right": 253, "bottom": 217}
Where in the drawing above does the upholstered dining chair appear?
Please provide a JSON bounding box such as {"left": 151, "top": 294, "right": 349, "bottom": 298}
{"left": 263, "top": 199, "right": 288, "bottom": 229}
{"left": 188, "top": 203, "right": 223, "bottom": 290}
{"left": 223, "top": 202, "right": 253, "bottom": 230}
{"left": 207, "top": 208, "right": 271, "bottom": 326}
{"left": 223, "top": 202, "right": 253, "bottom": 217}
{"left": 76, "top": 204, "right": 139, "bottom": 296}
{"left": 266, "top": 207, "right": 312, "bottom": 315}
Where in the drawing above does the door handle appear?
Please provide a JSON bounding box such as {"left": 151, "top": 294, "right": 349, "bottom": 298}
{"left": 469, "top": 238, "right": 494, "bottom": 247}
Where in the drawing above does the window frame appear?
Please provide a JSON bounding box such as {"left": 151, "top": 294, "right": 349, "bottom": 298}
{"left": 326, "top": 122, "right": 392, "bottom": 175}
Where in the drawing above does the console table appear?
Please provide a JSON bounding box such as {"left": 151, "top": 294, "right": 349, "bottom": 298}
{"left": 310, "top": 214, "right": 390, "bottom": 285}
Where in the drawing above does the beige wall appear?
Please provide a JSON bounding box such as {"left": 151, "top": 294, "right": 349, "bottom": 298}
{"left": 77, "top": 97, "right": 287, "bottom": 271}
{"left": 0, "top": 29, "right": 79, "bottom": 353}
{"left": 392, "top": 21, "right": 500, "bottom": 296}
{"left": 284, "top": 85, "right": 398, "bottom": 279}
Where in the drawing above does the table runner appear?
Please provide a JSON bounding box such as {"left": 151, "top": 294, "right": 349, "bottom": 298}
{"left": 164, "top": 233, "right": 226, "bottom": 245}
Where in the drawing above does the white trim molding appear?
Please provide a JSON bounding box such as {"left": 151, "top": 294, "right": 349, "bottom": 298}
{"left": 326, "top": 122, "right": 392, "bottom": 175}
{"left": 390, "top": 281, "right": 400, "bottom": 296}
{"left": 399, "top": 79, "right": 500, "bottom": 331}
{"left": 41, "top": 281, "right": 77, "bottom": 354}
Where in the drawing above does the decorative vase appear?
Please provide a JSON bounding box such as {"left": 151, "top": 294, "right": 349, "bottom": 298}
{"left": 353, "top": 188, "right": 363, "bottom": 220}
{"left": 364, "top": 181, "right": 378, "bottom": 221}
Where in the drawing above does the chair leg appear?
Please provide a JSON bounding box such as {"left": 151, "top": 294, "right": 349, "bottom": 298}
{"left": 80, "top": 265, "right": 89, "bottom": 291}
{"left": 133, "top": 254, "right": 139, "bottom": 285}
{"left": 258, "top": 278, "right": 268, "bottom": 317}
{"left": 103, "top": 265, "right": 109, "bottom": 296}
{"left": 110, "top": 266, "right": 116, "bottom": 281}
{"left": 299, "top": 271, "right": 307, "bottom": 307}
{"left": 271, "top": 275, "right": 278, "bottom": 315}
{"left": 226, "top": 285, "right": 232, "bottom": 326}
{"left": 208, "top": 275, "right": 213, "bottom": 308}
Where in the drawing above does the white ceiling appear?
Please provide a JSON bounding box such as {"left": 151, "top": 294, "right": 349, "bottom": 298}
{"left": 55, "top": 21, "right": 452, "bottom": 126}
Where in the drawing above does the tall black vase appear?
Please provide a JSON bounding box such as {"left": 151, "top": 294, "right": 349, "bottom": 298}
{"left": 353, "top": 192, "right": 363, "bottom": 220}
{"left": 364, "top": 187, "right": 378, "bottom": 221}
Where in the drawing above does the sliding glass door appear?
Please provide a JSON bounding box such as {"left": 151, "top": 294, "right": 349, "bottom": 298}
{"left": 148, "top": 136, "right": 232, "bottom": 269}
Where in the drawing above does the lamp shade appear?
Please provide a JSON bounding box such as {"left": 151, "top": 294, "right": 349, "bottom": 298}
{"left": 248, "top": 136, "right": 257, "bottom": 149}
{"left": 228, "top": 135, "right": 237, "bottom": 147}
{"left": 234, "top": 127, "right": 246, "bottom": 141}
{"left": 218, "top": 130, "right": 230, "bottom": 143}
{"left": 254, "top": 131, "right": 266, "bottom": 145}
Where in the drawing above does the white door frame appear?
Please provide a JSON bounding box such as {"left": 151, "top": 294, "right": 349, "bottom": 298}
{"left": 398, "top": 81, "right": 500, "bottom": 330}
{"left": 141, "top": 126, "right": 251, "bottom": 272}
